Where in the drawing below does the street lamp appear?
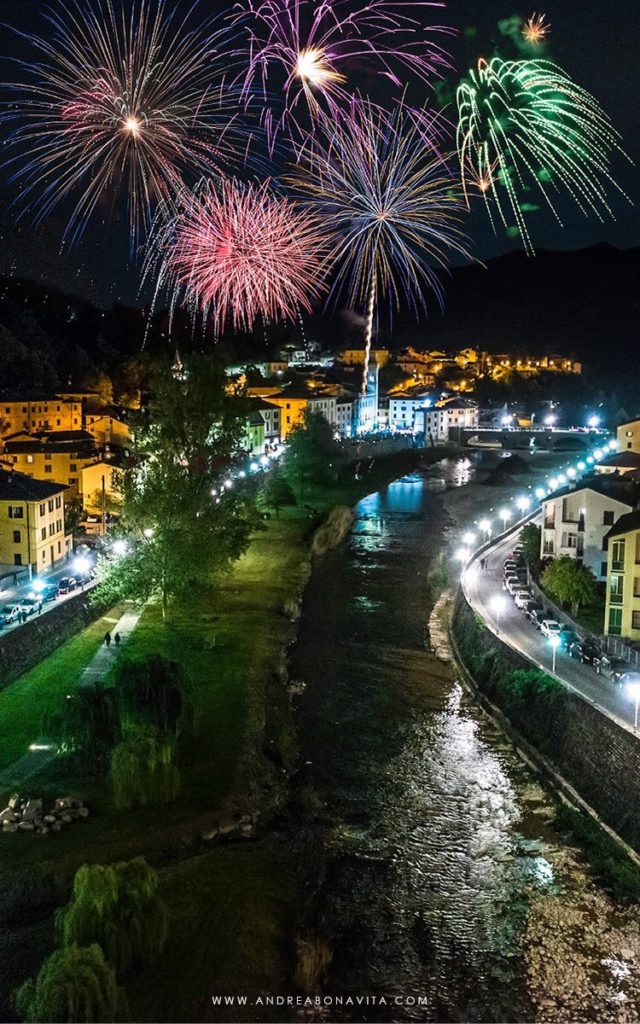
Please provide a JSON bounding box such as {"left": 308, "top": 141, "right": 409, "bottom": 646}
{"left": 567, "top": 467, "right": 576, "bottom": 479}
{"left": 478, "top": 518, "right": 491, "bottom": 539}
{"left": 535, "top": 487, "right": 546, "bottom": 501}
{"left": 627, "top": 678, "right": 640, "bottom": 732}
{"left": 577, "top": 461, "right": 586, "bottom": 472}
{"left": 548, "top": 477, "right": 558, "bottom": 491}
{"left": 491, "top": 594, "right": 507, "bottom": 635}
{"left": 462, "top": 532, "right": 476, "bottom": 547}
{"left": 112, "top": 540, "right": 128, "bottom": 557}
{"left": 593, "top": 449, "right": 604, "bottom": 461}
{"left": 588, "top": 415, "right": 600, "bottom": 429}
{"left": 550, "top": 634, "right": 560, "bottom": 675}
{"left": 544, "top": 414, "right": 556, "bottom": 427}
{"left": 455, "top": 546, "right": 471, "bottom": 564}
{"left": 515, "top": 496, "right": 530, "bottom": 514}
{"left": 499, "top": 508, "right": 512, "bottom": 531}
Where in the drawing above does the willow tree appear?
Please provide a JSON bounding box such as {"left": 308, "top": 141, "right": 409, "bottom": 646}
{"left": 56, "top": 859, "right": 168, "bottom": 978}
{"left": 42, "top": 685, "right": 120, "bottom": 771}
{"left": 114, "top": 655, "right": 193, "bottom": 738}
{"left": 14, "top": 944, "right": 125, "bottom": 1023}
{"left": 110, "top": 726, "right": 180, "bottom": 811}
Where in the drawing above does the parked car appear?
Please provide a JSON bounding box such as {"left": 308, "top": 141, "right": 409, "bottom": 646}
{"left": 0, "top": 603, "right": 20, "bottom": 625}
{"left": 38, "top": 584, "right": 60, "bottom": 603}
{"left": 506, "top": 577, "right": 525, "bottom": 595}
{"left": 530, "top": 608, "right": 552, "bottom": 629}
{"left": 568, "top": 638, "right": 601, "bottom": 664}
{"left": 558, "top": 628, "right": 579, "bottom": 651}
{"left": 592, "top": 654, "right": 629, "bottom": 683}
{"left": 514, "top": 590, "right": 534, "bottom": 609}
{"left": 16, "top": 597, "right": 41, "bottom": 616}
{"left": 57, "top": 577, "right": 78, "bottom": 596}
{"left": 540, "top": 619, "right": 563, "bottom": 639}
{"left": 523, "top": 599, "right": 543, "bottom": 620}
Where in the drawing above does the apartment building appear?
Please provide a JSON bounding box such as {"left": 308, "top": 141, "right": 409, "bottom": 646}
{"left": 0, "top": 469, "right": 71, "bottom": 571}
{"left": 603, "top": 511, "right": 640, "bottom": 639}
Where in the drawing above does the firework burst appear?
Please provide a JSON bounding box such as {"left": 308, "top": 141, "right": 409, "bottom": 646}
{"left": 1, "top": 0, "right": 259, "bottom": 248}
{"left": 522, "top": 13, "right": 549, "bottom": 45}
{"left": 146, "top": 178, "right": 331, "bottom": 334}
{"left": 456, "top": 57, "right": 630, "bottom": 254}
{"left": 290, "top": 100, "right": 470, "bottom": 393}
{"left": 230, "top": 0, "right": 454, "bottom": 140}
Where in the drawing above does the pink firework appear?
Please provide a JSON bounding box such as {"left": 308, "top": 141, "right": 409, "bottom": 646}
{"left": 149, "top": 178, "right": 331, "bottom": 333}
{"left": 230, "top": 0, "right": 454, "bottom": 139}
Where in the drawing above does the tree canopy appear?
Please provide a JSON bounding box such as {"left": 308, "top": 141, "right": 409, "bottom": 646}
{"left": 281, "top": 411, "right": 339, "bottom": 496}
{"left": 110, "top": 726, "right": 180, "bottom": 811}
{"left": 542, "top": 556, "right": 596, "bottom": 616}
{"left": 14, "top": 944, "right": 125, "bottom": 1024}
{"left": 520, "top": 523, "right": 542, "bottom": 567}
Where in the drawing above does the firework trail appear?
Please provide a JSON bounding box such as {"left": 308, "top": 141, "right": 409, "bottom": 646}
{"left": 290, "top": 100, "right": 470, "bottom": 395}
{"left": 145, "top": 178, "right": 331, "bottom": 335}
{"left": 1, "top": 0, "right": 260, "bottom": 248}
{"left": 230, "top": 0, "right": 454, "bottom": 142}
{"left": 457, "top": 57, "right": 631, "bottom": 254}
{"left": 522, "top": 13, "right": 549, "bottom": 45}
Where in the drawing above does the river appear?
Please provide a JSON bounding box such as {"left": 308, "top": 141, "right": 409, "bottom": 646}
{"left": 289, "top": 454, "right": 640, "bottom": 1022}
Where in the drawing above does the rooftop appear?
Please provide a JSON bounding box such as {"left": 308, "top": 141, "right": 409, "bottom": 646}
{"left": 0, "top": 468, "right": 67, "bottom": 501}
{"left": 596, "top": 451, "right": 640, "bottom": 469}
{"left": 605, "top": 510, "right": 640, "bottom": 541}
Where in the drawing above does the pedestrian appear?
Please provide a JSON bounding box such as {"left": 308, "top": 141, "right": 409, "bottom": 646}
{"left": 114, "top": 632, "right": 121, "bottom": 648}
{"left": 38, "top": 602, "right": 43, "bottom": 615}
{"left": 104, "top": 631, "right": 111, "bottom": 647}
{"left": 480, "top": 557, "right": 486, "bottom": 570}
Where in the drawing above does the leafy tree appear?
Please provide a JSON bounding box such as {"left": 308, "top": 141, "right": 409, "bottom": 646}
{"left": 261, "top": 467, "right": 296, "bottom": 518}
{"left": 14, "top": 944, "right": 125, "bottom": 1023}
{"left": 56, "top": 859, "right": 168, "bottom": 977}
{"left": 42, "top": 685, "right": 120, "bottom": 771}
{"left": 110, "top": 726, "right": 180, "bottom": 810}
{"left": 114, "top": 655, "right": 192, "bottom": 737}
{"left": 520, "top": 523, "right": 541, "bottom": 566}
{"left": 542, "top": 556, "right": 596, "bottom": 616}
{"left": 82, "top": 371, "right": 114, "bottom": 407}
{"left": 97, "top": 356, "right": 258, "bottom": 618}
{"left": 281, "top": 411, "right": 339, "bottom": 497}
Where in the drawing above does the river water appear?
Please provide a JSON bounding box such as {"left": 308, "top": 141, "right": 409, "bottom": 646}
{"left": 290, "top": 455, "right": 630, "bottom": 1022}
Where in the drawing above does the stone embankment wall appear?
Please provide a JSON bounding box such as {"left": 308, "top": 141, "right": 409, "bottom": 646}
{"left": 452, "top": 591, "right": 640, "bottom": 852}
{"left": 0, "top": 590, "right": 110, "bottom": 688}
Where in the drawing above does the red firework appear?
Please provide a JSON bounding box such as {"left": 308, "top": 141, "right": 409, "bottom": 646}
{"left": 152, "top": 178, "right": 331, "bottom": 333}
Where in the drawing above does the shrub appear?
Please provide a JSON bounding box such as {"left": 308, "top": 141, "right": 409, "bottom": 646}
{"left": 41, "top": 685, "right": 121, "bottom": 771}
{"left": 56, "top": 859, "right": 168, "bottom": 977}
{"left": 556, "top": 803, "right": 640, "bottom": 903}
{"left": 114, "top": 654, "right": 192, "bottom": 738}
{"left": 110, "top": 726, "right": 180, "bottom": 811}
{"left": 14, "top": 944, "right": 126, "bottom": 1023}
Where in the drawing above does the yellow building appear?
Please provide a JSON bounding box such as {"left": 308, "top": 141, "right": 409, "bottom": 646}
{"left": 85, "top": 411, "right": 131, "bottom": 447}
{"left": 617, "top": 419, "right": 640, "bottom": 455}
{"left": 2, "top": 431, "right": 99, "bottom": 499}
{"left": 0, "top": 468, "right": 71, "bottom": 571}
{"left": 0, "top": 394, "right": 84, "bottom": 436}
{"left": 249, "top": 389, "right": 337, "bottom": 439}
{"left": 80, "top": 460, "right": 122, "bottom": 513}
{"left": 339, "top": 348, "right": 390, "bottom": 368}
{"left": 604, "top": 511, "right": 640, "bottom": 639}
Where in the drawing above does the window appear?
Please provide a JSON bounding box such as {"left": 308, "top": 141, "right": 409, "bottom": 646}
{"left": 26, "top": 455, "right": 34, "bottom": 464}
{"left": 48, "top": 499, "right": 54, "bottom": 513}
{"left": 632, "top": 611, "right": 640, "bottom": 631}
{"left": 609, "top": 574, "right": 624, "bottom": 604}
{"left": 12, "top": 530, "right": 20, "bottom": 544}
{"left": 40, "top": 503, "right": 45, "bottom": 516}
{"left": 8, "top": 506, "right": 23, "bottom": 519}
{"left": 608, "top": 607, "right": 622, "bottom": 635}
{"left": 14, "top": 554, "right": 22, "bottom": 566}
{"left": 603, "top": 510, "right": 615, "bottom": 526}
{"left": 41, "top": 527, "right": 47, "bottom": 541}
{"left": 601, "top": 562, "right": 608, "bottom": 577}
{"left": 70, "top": 463, "right": 77, "bottom": 472}
{"left": 626, "top": 431, "right": 633, "bottom": 437}
{"left": 55, "top": 496, "right": 61, "bottom": 509}
{"left": 44, "top": 453, "right": 51, "bottom": 460}
{"left": 44, "top": 465, "right": 52, "bottom": 473}
{"left": 611, "top": 540, "right": 626, "bottom": 571}
{"left": 58, "top": 541, "right": 62, "bottom": 554}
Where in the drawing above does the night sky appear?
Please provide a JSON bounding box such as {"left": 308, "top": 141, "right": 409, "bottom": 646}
{"left": 0, "top": 0, "right": 638, "bottom": 308}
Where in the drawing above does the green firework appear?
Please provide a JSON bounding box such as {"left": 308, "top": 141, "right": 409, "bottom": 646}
{"left": 456, "top": 57, "right": 630, "bottom": 253}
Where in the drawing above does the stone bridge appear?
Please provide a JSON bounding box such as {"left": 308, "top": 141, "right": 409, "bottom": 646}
{"left": 452, "top": 427, "right": 609, "bottom": 451}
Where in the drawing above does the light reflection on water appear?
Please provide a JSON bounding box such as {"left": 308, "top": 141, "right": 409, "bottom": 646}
{"left": 293, "top": 464, "right": 553, "bottom": 1021}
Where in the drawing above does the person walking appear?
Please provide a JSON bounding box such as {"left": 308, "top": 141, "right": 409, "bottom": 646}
{"left": 104, "top": 631, "right": 111, "bottom": 647}
{"left": 114, "top": 632, "right": 121, "bottom": 648}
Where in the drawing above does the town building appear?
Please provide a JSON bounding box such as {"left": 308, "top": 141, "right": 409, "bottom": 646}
{"left": 416, "top": 398, "right": 480, "bottom": 442}
{"left": 0, "top": 468, "right": 71, "bottom": 572}
{"left": 388, "top": 390, "right": 434, "bottom": 431}
{"left": 615, "top": 418, "right": 640, "bottom": 455}
{"left": 603, "top": 511, "right": 640, "bottom": 640}
{"left": 85, "top": 410, "right": 131, "bottom": 447}
{"left": 247, "top": 399, "right": 281, "bottom": 448}
{"left": 244, "top": 412, "right": 266, "bottom": 456}
{"left": 594, "top": 451, "right": 640, "bottom": 477}
{"left": 339, "top": 348, "right": 390, "bottom": 369}
{"left": 0, "top": 392, "right": 84, "bottom": 436}
{"left": 79, "top": 460, "right": 122, "bottom": 514}
{"left": 254, "top": 389, "right": 337, "bottom": 440}
{"left": 540, "top": 476, "right": 636, "bottom": 579}
{"left": 1, "top": 430, "right": 100, "bottom": 499}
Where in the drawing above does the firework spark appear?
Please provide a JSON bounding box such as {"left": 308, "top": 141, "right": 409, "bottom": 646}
{"left": 1, "top": 0, "right": 259, "bottom": 248}
{"left": 291, "top": 101, "right": 470, "bottom": 393}
{"left": 146, "top": 178, "right": 331, "bottom": 334}
{"left": 457, "top": 57, "right": 629, "bottom": 254}
{"left": 522, "top": 12, "right": 549, "bottom": 45}
{"left": 230, "top": 0, "right": 454, "bottom": 139}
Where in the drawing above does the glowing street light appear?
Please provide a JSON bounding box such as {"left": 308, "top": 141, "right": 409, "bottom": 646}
{"left": 112, "top": 540, "right": 128, "bottom": 557}
{"left": 593, "top": 448, "right": 604, "bottom": 461}
{"left": 627, "top": 678, "right": 640, "bottom": 732}
{"left": 535, "top": 487, "right": 546, "bottom": 501}
{"left": 143, "top": 527, "right": 155, "bottom": 539}
{"left": 478, "top": 518, "right": 492, "bottom": 539}
{"left": 566, "top": 467, "right": 576, "bottom": 479}
{"left": 586, "top": 456, "right": 594, "bottom": 464}
{"left": 550, "top": 634, "right": 560, "bottom": 675}
{"left": 455, "top": 546, "right": 471, "bottom": 564}
{"left": 548, "top": 477, "right": 558, "bottom": 491}
{"left": 224, "top": 479, "right": 234, "bottom": 490}
{"left": 498, "top": 508, "right": 512, "bottom": 530}
{"left": 587, "top": 415, "right": 600, "bottom": 429}
{"left": 32, "top": 578, "right": 45, "bottom": 594}
{"left": 577, "top": 461, "right": 586, "bottom": 472}
{"left": 515, "top": 496, "right": 530, "bottom": 514}
{"left": 501, "top": 414, "right": 513, "bottom": 428}
{"left": 260, "top": 455, "right": 270, "bottom": 466}
{"left": 73, "top": 555, "right": 90, "bottom": 576}
{"left": 462, "top": 532, "right": 476, "bottom": 547}
{"left": 544, "top": 414, "right": 556, "bottom": 427}
{"left": 491, "top": 593, "right": 507, "bottom": 635}
{"left": 250, "top": 462, "right": 259, "bottom": 473}
{"left": 608, "top": 439, "right": 617, "bottom": 451}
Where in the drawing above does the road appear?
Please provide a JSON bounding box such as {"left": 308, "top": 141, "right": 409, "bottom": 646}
{"left": 0, "top": 553, "right": 98, "bottom": 639}
{"left": 462, "top": 525, "right": 640, "bottom": 735}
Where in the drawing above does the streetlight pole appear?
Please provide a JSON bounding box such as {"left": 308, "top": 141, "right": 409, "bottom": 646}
{"left": 551, "top": 636, "right": 559, "bottom": 676}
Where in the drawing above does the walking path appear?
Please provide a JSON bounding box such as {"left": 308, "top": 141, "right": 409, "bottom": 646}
{"left": 0, "top": 603, "right": 143, "bottom": 792}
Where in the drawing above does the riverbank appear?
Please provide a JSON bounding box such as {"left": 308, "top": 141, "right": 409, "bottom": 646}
{"left": 0, "top": 445, "right": 452, "bottom": 1023}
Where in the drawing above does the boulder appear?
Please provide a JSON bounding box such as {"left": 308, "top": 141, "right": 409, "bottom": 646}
{"left": 8, "top": 794, "right": 20, "bottom": 809}
{"left": 78, "top": 806, "right": 89, "bottom": 818}
{"left": 0, "top": 808, "right": 16, "bottom": 823}
{"left": 2, "top": 822, "right": 18, "bottom": 833}
{"left": 18, "top": 821, "right": 35, "bottom": 831}
{"left": 22, "top": 798, "right": 43, "bottom": 821}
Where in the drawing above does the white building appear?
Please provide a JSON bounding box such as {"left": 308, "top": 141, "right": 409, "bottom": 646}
{"left": 388, "top": 391, "right": 433, "bottom": 431}
{"left": 540, "top": 477, "right": 636, "bottom": 580}
{"left": 336, "top": 398, "right": 354, "bottom": 438}
{"left": 415, "top": 398, "right": 479, "bottom": 441}
{"left": 250, "top": 399, "right": 282, "bottom": 446}
{"left": 618, "top": 418, "right": 640, "bottom": 454}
